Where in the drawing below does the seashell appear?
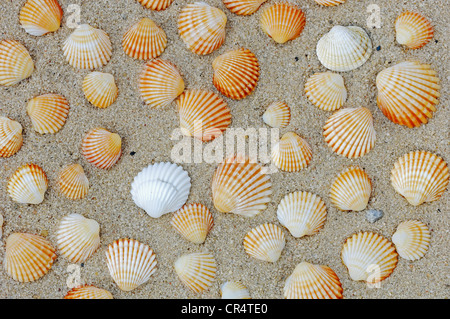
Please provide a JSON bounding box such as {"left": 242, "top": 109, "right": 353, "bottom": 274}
{"left": 26, "top": 93, "right": 69, "bottom": 134}
{"left": 304, "top": 72, "right": 347, "bottom": 111}
{"left": 56, "top": 213, "right": 100, "bottom": 263}
{"left": 82, "top": 72, "right": 118, "bottom": 109}
{"left": 314, "top": 0, "right": 346, "bottom": 6}
{"left": 139, "top": 58, "right": 185, "bottom": 108}
{"left": 262, "top": 101, "right": 290, "bottom": 128}
{"left": 212, "top": 48, "right": 260, "bottom": 100}
{"left": 223, "top": 0, "right": 267, "bottom": 15}
{"left": 57, "top": 164, "right": 89, "bottom": 200}
{"left": 7, "top": 163, "right": 48, "bottom": 204}
{"left": 271, "top": 132, "right": 312, "bottom": 172}
{"left": 64, "top": 285, "right": 113, "bottom": 299}
{"left": 131, "top": 162, "right": 191, "bottom": 218}
{"left": 0, "top": 116, "right": 23, "bottom": 158}
{"left": 122, "top": 18, "right": 167, "bottom": 60}
{"left": 171, "top": 203, "right": 214, "bottom": 244}
{"left": 330, "top": 166, "right": 372, "bottom": 211}
{"left": 211, "top": 156, "right": 271, "bottom": 217}
{"left": 81, "top": 128, "right": 122, "bottom": 169}
{"left": 19, "top": 0, "right": 63, "bottom": 36}
{"left": 174, "top": 251, "right": 217, "bottom": 293}
{"left": 277, "top": 191, "right": 327, "bottom": 238}
{"left": 177, "top": 89, "right": 231, "bottom": 142}
{"left": 395, "top": 12, "right": 433, "bottom": 49}
{"left": 0, "top": 40, "right": 34, "bottom": 86}
{"left": 341, "top": 232, "right": 398, "bottom": 283}
{"left": 316, "top": 25, "right": 372, "bottom": 72}
{"left": 391, "top": 151, "right": 449, "bottom": 206}
{"left": 376, "top": 61, "right": 440, "bottom": 128}
{"left": 4, "top": 233, "right": 57, "bottom": 282}
{"left": 221, "top": 281, "right": 251, "bottom": 299}
{"left": 260, "top": 2, "right": 306, "bottom": 44}
{"left": 284, "top": 262, "right": 343, "bottom": 299}
{"left": 392, "top": 220, "right": 431, "bottom": 261}
{"left": 178, "top": 2, "right": 227, "bottom": 55}
{"left": 323, "top": 107, "right": 376, "bottom": 158}
{"left": 63, "top": 24, "right": 112, "bottom": 69}
{"left": 136, "top": 0, "right": 174, "bottom": 11}
{"left": 105, "top": 238, "right": 157, "bottom": 291}
{"left": 243, "top": 223, "right": 285, "bottom": 262}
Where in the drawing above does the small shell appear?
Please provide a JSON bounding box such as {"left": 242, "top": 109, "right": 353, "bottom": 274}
{"left": 171, "top": 203, "right": 214, "bottom": 244}
{"left": 323, "top": 107, "right": 376, "bottom": 158}
{"left": 277, "top": 191, "right": 327, "bottom": 238}
{"left": 272, "top": 132, "right": 312, "bottom": 172}
{"left": 221, "top": 281, "right": 251, "bottom": 299}
{"left": 212, "top": 48, "right": 260, "bottom": 100}
{"left": 392, "top": 220, "right": 431, "bottom": 261}
{"left": 105, "top": 238, "right": 157, "bottom": 292}
{"left": 395, "top": 12, "right": 433, "bottom": 49}
{"left": 4, "top": 233, "right": 57, "bottom": 282}
{"left": 243, "top": 223, "right": 286, "bottom": 262}
{"left": 82, "top": 72, "right": 118, "bottom": 109}
{"left": 136, "top": 0, "right": 174, "bottom": 11}
{"left": 0, "top": 117, "right": 23, "bottom": 158}
{"left": 81, "top": 128, "right": 122, "bottom": 169}
{"left": 314, "top": 0, "right": 346, "bottom": 6}
{"left": 262, "top": 101, "right": 291, "bottom": 128}
{"left": 304, "top": 72, "right": 347, "bottom": 111}
{"left": 177, "top": 89, "right": 231, "bottom": 142}
{"left": 7, "top": 163, "right": 48, "bottom": 204}
{"left": 64, "top": 285, "right": 113, "bottom": 299}
{"left": 139, "top": 58, "right": 185, "bottom": 108}
{"left": 341, "top": 232, "right": 398, "bottom": 283}
{"left": 391, "top": 151, "right": 449, "bottom": 206}
{"left": 63, "top": 24, "right": 112, "bottom": 69}
{"left": 174, "top": 252, "right": 217, "bottom": 293}
{"left": 376, "top": 61, "right": 440, "bottom": 128}
{"left": 19, "top": 0, "right": 63, "bottom": 36}
{"left": 260, "top": 2, "right": 306, "bottom": 44}
{"left": 0, "top": 40, "right": 34, "bottom": 86}
{"left": 26, "top": 93, "right": 69, "bottom": 134}
{"left": 284, "top": 262, "right": 343, "bottom": 299}
{"left": 178, "top": 2, "right": 227, "bottom": 55}
{"left": 330, "top": 166, "right": 372, "bottom": 211}
{"left": 57, "top": 164, "right": 89, "bottom": 200}
{"left": 223, "top": 0, "right": 267, "bottom": 15}
{"left": 122, "top": 18, "right": 167, "bottom": 60}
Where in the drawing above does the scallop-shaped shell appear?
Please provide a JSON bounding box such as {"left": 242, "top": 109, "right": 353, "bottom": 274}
{"left": 19, "top": 0, "right": 63, "bottom": 36}
{"left": 63, "top": 24, "right": 112, "bottom": 69}
{"left": 136, "top": 0, "right": 174, "bottom": 11}
{"left": 323, "top": 107, "right": 376, "bottom": 158}
{"left": 316, "top": 25, "right": 372, "bottom": 72}
{"left": 391, "top": 151, "right": 449, "bottom": 206}
{"left": 0, "top": 117, "right": 23, "bottom": 158}
{"left": 341, "top": 232, "right": 398, "bottom": 283}
{"left": 57, "top": 164, "right": 89, "bottom": 200}
{"left": 262, "top": 101, "right": 290, "bottom": 128}
{"left": 81, "top": 128, "right": 122, "bottom": 169}
{"left": 171, "top": 203, "right": 214, "bottom": 244}
{"left": 139, "top": 58, "right": 185, "bottom": 108}
{"left": 82, "top": 72, "right": 118, "bottom": 109}
{"left": 178, "top": 2, "right": 227, "bottom": 55}
{"left": 131, "top": 162, "right": 191, "bottom": 218}
{"left": 376, "top": 61, "right": 440, "bottom": 128}
{"left": 272, "top": 132, "right": 312, "bottom": 172}
{"left": 284, "top": 262, "right": 343, "bottom": 299}
{"left": 314, "top": 0, "right": 346, "bottom": 6}
{"left": 395, "top": 12, "right": 433, "bottom": 49}
{"left": 0, "top": 40, "right": 34, "bottom": 86}
{"left": 260, "top": 3, "right": 306, "bottom": 44}
{"left": 105, "top": 238, "right": 157, "bottom": 292}
{"left": 304, "top": 72, "right": 347, "bottom": 111}
{"left": 221, "top": 281, "right": 251, "bottom": 299}
{"left": 177, "top": 89, "right": 231, "bottom": 142}
{"left": 7, "top": 163, "right": 48, "bottom": 204}
{"left": 392, "top": 220, "right": 430, "bottom": 261}
{"left": 56, "top": 213, "right": 100, "bottom": 263}
{"left": 26, "top": 93, "right": 69, "bottom": 134}
{"left": 122, "top": 18, "right": 167, "bottom": 60}
{"left": 223, "top": 0, "right": 267, "bottom": 15}
{"left": 174, "top": 252, "right": 217, "bottom": 293}
{"left": 243, "top": 223, "right": 285, "bottom": 262}
{"left": 64, "top": 285, "right": 113, "bottom": 299}
{"left": 4, "top": 233, "right": 57, "bottom": 282}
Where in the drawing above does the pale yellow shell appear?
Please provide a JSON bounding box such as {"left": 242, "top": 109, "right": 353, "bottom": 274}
{"left": 272, "top": 132, "right": 312, "bottom": 172}
{"left": 136, "top": 0, "right": 174, "bottom": 11}
{"left": 304, "top": 72, "right": 347, "bottom": 111}
{"left": 243, "top": 223, "right": 285, "bottom": 263}
{"left": 221, "top": 281, "right": 251, "bottom": 299}
{"left": 7, "top": 163, "right": 48, "bottom": 204}
{"left": 223, "top": 0, "right": 267, "bottom": 15}
{"left": 395, "top": 12, "right": 433, "bottom": 49}
{"left": 262, "top": 102, "right": 290, "bottom": 128}
{"left": 81, "top": 128, "right": 122, "bottom": 169}
{"left": 314, "top": 0, "right": 346, "bottom": 6}
{"left": 57, "top": 164, "right": 89, "bottom": 200}
{"left": 82, "top": 72, "right": 118, "bottom": 109}
{"left": 174, "top": 252, "right": 217, "bottom": 293}
{"left": 0, "top": 40, "right": 34, "bottom": 86}
{"left": 64, "top": 285, "right": 114, "bottom": 299}
{"left": 19, "top": 0, "right": 63, "bottom": 36}
{"left": 392, "top": 220, "right": 431, "bottom": 261}
{"left": 0, "top": 117, "right": 23, "bottom": 158}
{"left": 171, "top": 203, "right": 214, "bottom": 244}
{"left": 26, "top": 93, "right": 69, "bottom": 134}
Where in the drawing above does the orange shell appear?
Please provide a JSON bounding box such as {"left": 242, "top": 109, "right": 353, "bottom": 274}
{"left": 64, "top": 285, "right": 113, "bottom": 299}
{"left": 395, "top": 11, "right": 433, "bottom": 49}
{"left": 136, "top": 0, "right": 174, "bottom": 10}
{"left": 26, "top": 93, "right": 69, "bottom": 134}
{"left": 0, "top": 117, "right": 23, "bottom": 158}
{"left": 57, "top": 164, "right": 89, "bottom": 199}
{"left": 81, "top": 128, "right": 122, "bottom": 169}
{"left": 19, "top": 0, "right": 63, "bottom": 36}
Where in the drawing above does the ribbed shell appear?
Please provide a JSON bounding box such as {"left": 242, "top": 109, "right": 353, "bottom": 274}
{"left": 64, "top": 285, "right": 114, "bottom": 299}
{"left": 395, "top": 12, "right": 433, "bottom": 49}
{"left": 393, "top": 220, "right": 431, "bottom": 261}
{"left": 82, "top": 72, "right": 118, "bottom": 109}
{"left": 57, "top": 164, "right": 89, "bottom": 200}
{"left": 304, "top": 72, "right": 347, "bottom": 111}
{"left": 223, "top": 0, "right": 267, "bottom": 15}
{"left": 174, "top": 252, "right": 217, "bottom": 293}
{"left": 272, "top": 132, "right": 312, "bottom": 172}
{"left": 136, "top": 0, "right": 174, "bottom": 11}
{"left": 262, "top": 101, "right": 291, "bottom": 128}
{"left": 171, "top": 203, "right": 214, "bottom": 244}
{"left": 81, "top": 128, "right": 122, "bottom": 169}
{"left": 26, "top": 93, "right": 69, "bottom": 134}
{"left": 0, "top": 117, "right": 23, "bottom": 158}
{"left": 7, "top": 163, "right": 48, "bottom": 204}
{"left": 221, "top": 281, "right": 251, "bottom": 299}
{"left": 314, "top": 0, "right": 346, "bottom": 6}
{"left": 0, "top": 40, "right": 34, "bottom": 86}
{"left": 243, "top": 223, "right": 285, "bottom": 262}
{"left": 19, "top": 0, "right": 63, "bottom": 36}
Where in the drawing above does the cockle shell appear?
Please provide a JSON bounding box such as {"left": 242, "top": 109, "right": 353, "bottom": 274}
{"left": 105, "top": 238, "right": 157, "bottom": 291}
{"left": 221, "top": 281, "right": 251, "bottom": 299}
{"left": 376, "top": 61, "right": 440, "bottom": 128}
{"left": 284, "top": 262, "right": 343, "bottom": 299}
{"left": 81, "top": 128, "right": 122, "bottom": 169}
{"left": 7, "top": 163, "right": 48, "bottom": 204}
{"left": 19, "top": 0, "right": 63, "bottom": 36}
{"left": 178, "top": 2, "right": 227, "bottom": 55}
{"left": 131, "top": 162, "right": 191, "bottom": 218}
{"left": 323, "top": 107, "right": 376, "bottom": 158}
{"left": 57, "top": 164, "right": 89, "bottom": 200}
{"left": 0, "top": 117, "right": 23, "bottom": 158}
{"left": 223, "top": 0, "right": 267, "bottom": 15}
{"left": 316, "top": 25, "right": 372, "bottom": 72}
{"left": 391, "top": 151, "right": 449, "bottom": 206}
{"left": 304, "top": 72, "right": 347, "bottom": 111}
{"left": 82, "top": 72, "right": 118, "bottom": 109}
{"left": 272, "top": 132, "right": 312, "bottom": 172}
{"left": 174, "top": 252, "right": 217, "bottom": 293}
{"left": 26, "top": 93, "right": 69, "bottom": 134}
{"left": 0, "top": 40, "right": 34, "bottom": 86}
{"left": 64, "top": 285, "right": 114, "bottom": 299}
{"left": 395, "top": 12, "right": 433, "bottom": 49}
{"left": 314, "top": 0, "right": 346, "bottom": 6}
{"left": 177, "top": 89, "right": 231, "bottom": 142}
{"left": 243, "top": 223, "right": 285, "bottom": 263}
{"left": 262, "top": 101, "right": 290, "bottom": 128}
{"left": 392, "top": 220, "right": 431, "bottom": 261}
{"left": 63, "top": 24, "right": 112, "bottom": 69}
{"left": 341, "top": 232, "right": 398, "bottom": 283}
{"left": 171, "top": 203, "right": 214, "bottom": 244}
{"left": 136, "top": 0, "right": 173, "bottom": 10}
{"left": 4, "top": 233, "right": 57, "bottom": 282}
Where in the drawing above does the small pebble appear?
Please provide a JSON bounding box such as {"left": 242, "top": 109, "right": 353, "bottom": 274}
{"left": 376, "top": 45, "right": 381, "bottom": 51}
{"left": 366, "top": 209, "right": 384, "bottom": 223}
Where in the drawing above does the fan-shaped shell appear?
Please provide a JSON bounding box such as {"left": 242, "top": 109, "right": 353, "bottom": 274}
{"left": 243, "top": 223, "right": 285, "bottom": 262}
{"left": 171, "top": 203, "right": 214, "bottom": 244}
{"left": 221, "top": 281, "right": 251, "bottom": 299}
{"left": 82, "top": 72, "right": 118, "bottom": 109}
{"left": 262, "top": 101, "right": 290, "bottom": 128}
{"left": 272, "top": 132, "right": 312, "bottom": 172}
{"left": 0, "top": 40, "right": 34, "bottom": 86}
{"left": 64, "top": 285, "right": 113, "bottom": 299}
{"left": 392, "top": 220, "right": 430, "bottom": 261}
{"left": 81, "top": 128, "right": 122, "bottom": 169}
{"left": 57, "top": 164, "right": 89, "bottom": 200}
{"left": 26, "top": 93, "right": 69, "bottom": 134}
{"left": 7, "top": 163, "right": 48, "bottom": 204}
{"left": 174, "top": 252, "right": 217, "bottom": 293}
{"left": 314, "top": 0, "right": 346, "bottom": 6}
{"left": 0, "top": 117, "right": 23, "bottom": 158}
{"left": 395, "top": 12, "right": 433, "bottom": 49}
{"left": 136, "top": 0, "right": 174, "bottom": 11}
{"left": 19, "top": 0, "right": 63, "bottom": 36}
{"left": 304, "top": 72, "right": 347, "bottom": 111}
{"left": 223, "top": 0, "right": 267, "bottom": 15}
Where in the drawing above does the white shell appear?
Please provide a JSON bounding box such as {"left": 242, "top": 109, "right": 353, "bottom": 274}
{"left": 243, "top": 223, "right": 286, "bottom": 263}
{"left": 221, "top": 281, "right": 251, "bottom": 299}
{"left": 392, "top": 220, "right": 431, "bottom": 261}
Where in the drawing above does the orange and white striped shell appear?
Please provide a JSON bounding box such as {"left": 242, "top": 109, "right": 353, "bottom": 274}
{"left": 136, "top": 0, "right": 174, "bottom": 11}
{"left": 221, "top": 281, "right": 251, "bottom": 299}
{"left": 262, "top": 101, "right": 290, "bottom": 128}
{"left": 392, "top": 220, "right": 431, "bottom": 261}
{"left": 82, "top": 72, "right": 118, "bottom": 109}
{"left": 57, "top": 164, "right": 89, "bottom": 200}
{"left": 0, "top": 40, "right": 34, "bottom": 86}
{"left": 272, "top": 132, "right": 312, "bottom": 172}
{"left": 243, "top": 223, "right": 285, "bottom": 263}
{"left": 395, "top": 12, "right": 433, "bottom": 49}
{"left": 314, "top": 0, "right": 346, "bottom": 6}
{"left": 171, "top": 203, "right": 214, "bottom": 244}
{"left": 19, "top": 0, "right": 63, "bottom": 36}
{"left": 7, "top": 163, "right": 48, "bottom": 204}
{"left": 81, "top": 128, "right": 122, "bottom": 169}
{"left": 304, "top": 72, "right": 347, "bottom": 111}
{"left": 223, "top": 0, "right": 267, "bottom": 15}
{"left": 0, "top": 116, "right": 23, "bottom": 158}
{"left": 26, "top": 93, "right": 69, "bottom": 134}
{"left": 64, "top": 285, "right": 113, "bottom": 299}
{"left": 174, "top": 251, "right": 217, "bottom": 293}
